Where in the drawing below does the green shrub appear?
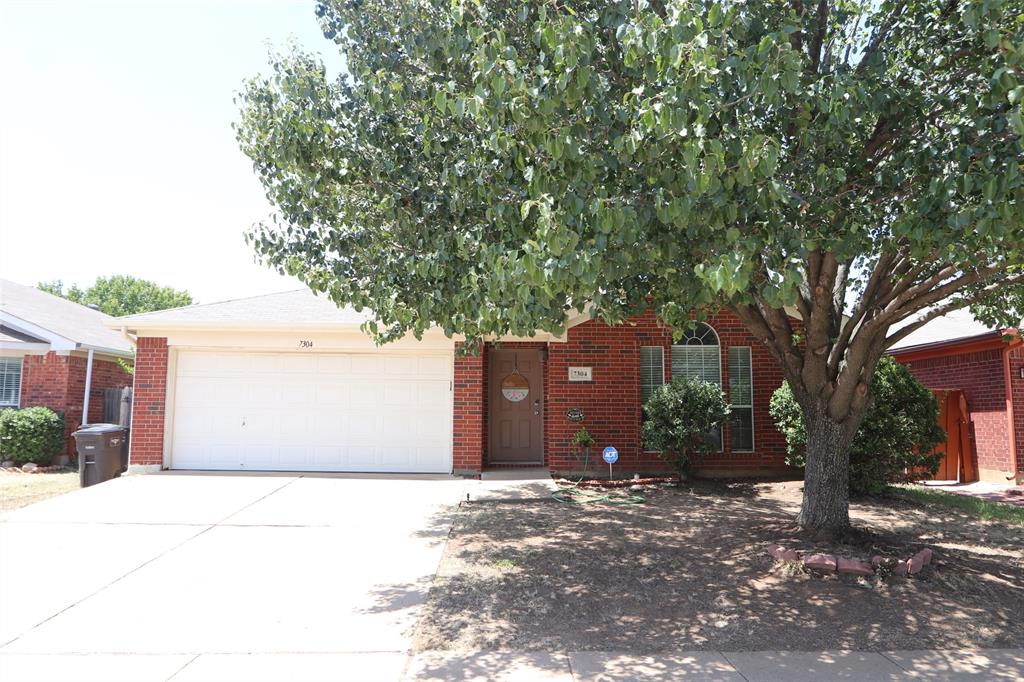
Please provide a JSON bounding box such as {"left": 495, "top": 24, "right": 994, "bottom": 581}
{"left": 0, "top": 407, "right": 65, "bottom": 465}
{"left": 769, "top": 357, "right": 945, "bottom": 495}
{"left": 642, "top": 377, "right": 730, "bottom": 480}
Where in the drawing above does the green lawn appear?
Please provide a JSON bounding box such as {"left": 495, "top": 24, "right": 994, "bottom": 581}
{"left": 886, "top": 484, "right": 1024, "bottom": 525}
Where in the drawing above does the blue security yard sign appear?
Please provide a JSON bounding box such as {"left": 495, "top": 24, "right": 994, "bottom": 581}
{"left": 602, "top": 446, "right": 618, "bottom": 480}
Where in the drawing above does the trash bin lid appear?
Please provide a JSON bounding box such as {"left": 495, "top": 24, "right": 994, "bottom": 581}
{"left": 72, "top": 423, "right": 126, "bottom": 436}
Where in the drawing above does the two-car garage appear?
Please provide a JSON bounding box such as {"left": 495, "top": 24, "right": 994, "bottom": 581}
{"left": 168, "top": 350, "right": 453, "bottom": 473}
{"left": 116, "top": 290, "right": 456, "bottom": 474}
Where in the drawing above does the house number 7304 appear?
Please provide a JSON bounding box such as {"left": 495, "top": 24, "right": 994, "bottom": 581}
{"left": 299, "top": 340, "right": 314, "bottom": 348}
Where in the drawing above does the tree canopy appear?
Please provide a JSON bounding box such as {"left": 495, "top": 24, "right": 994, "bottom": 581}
{"left": 38, "top": 275, "right": 194, "bottom": 317}
{"left": 236, "top": 0, "right": 1023, "bottom": 530}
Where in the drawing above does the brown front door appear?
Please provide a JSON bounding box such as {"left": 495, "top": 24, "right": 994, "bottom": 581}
{"left": 488, "top": 349, "right": 544, "bottom": 463}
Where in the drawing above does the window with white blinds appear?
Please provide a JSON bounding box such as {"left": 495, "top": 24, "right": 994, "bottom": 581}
{"left": 0, "top": 357, "right": 23, "bottom": 408}
{"left": 671, "top": 323, "right": 722, "bottom": 450}
{"left": 639, "top": 346, "right": 665, "bottom": 405}
{"left": 728, "top": 347, "right": 754, "bottom": 452}
{"left": 671, "top": 323, "right": 721, "bottom": 386}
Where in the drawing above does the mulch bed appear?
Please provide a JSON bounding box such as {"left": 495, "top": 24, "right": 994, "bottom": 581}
{"left": 413, "top": 480, "right": 1023, "bottom": 653}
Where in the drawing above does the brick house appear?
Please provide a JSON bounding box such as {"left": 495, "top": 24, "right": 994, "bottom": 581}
{"left": 0, "top": 280, "right": 134, "bottom": 458}
{"left": 115, "top": 289, "right": 793, "bottom": 477}
{"left": 890, "top": 309, "right": 1023, "bottom": 484}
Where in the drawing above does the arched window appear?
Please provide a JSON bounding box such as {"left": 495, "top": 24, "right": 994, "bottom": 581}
{"left": 672, "top": 323, "right": 721, "bottom": 386}
{"left": 671, "top": 323, "right": 723, "bottom": 450}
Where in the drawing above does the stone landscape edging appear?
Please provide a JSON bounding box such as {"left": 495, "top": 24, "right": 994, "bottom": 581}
{"left": 767, "top": 543, "right": 934, "bottom": 577}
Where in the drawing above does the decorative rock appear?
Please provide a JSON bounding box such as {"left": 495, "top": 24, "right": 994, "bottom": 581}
{"left": 21, "top": 463, "right": 38, "bottom": 472}
{"left": 779, "top": 548, "right": 799, "bottom": 562}
{"left": 908, "top": 554, "right": 925, "bottom": 574}
{"left": 837, "top": 557, "right": 875, "bottom": 577}
{"left": 893, "top": 560, "right": 910, "bottom": 576}
{"left": 767, "top": 544, "right": 782, "bottom": 558}
{"left": 804, "top": 553, "right": 837, "bottom": 572}
{"left": 1, "top": 461, "right": 14, "bottom": 468}
{"left": 914, "top": 548, "right": 933, "bottom": 567}
{"left": 871, "top": 555, "right": 886, "bottom": 566}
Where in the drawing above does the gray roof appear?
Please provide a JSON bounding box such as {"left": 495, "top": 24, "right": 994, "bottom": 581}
{"left": 0, "top": 325, "right": 46, "bottom": 344}
{"left": 114, "top": 289, "right": 375, "bottom": 329}
{"left": 889, "top": 307, "right": 1007, "bottom": 351}
{"left": 0, "top": 280, "right": 134, "bottom": 355}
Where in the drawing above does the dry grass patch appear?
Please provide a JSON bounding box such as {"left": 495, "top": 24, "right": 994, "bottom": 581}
{"left": 414, "top": 481, "right": 1023, "bottom": 653}
{"left": 0, "top": 472, "right": 79, "bottom": 512}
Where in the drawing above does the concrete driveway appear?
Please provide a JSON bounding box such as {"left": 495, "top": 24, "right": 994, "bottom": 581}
{"left": 0, "top": 472, "right": 466, "bottom": 681}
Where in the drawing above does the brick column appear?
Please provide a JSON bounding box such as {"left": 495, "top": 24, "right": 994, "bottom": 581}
{"left": 452, "top": 343, "right": 485, "bottom": 474}
{"left": 129, "top": 337, "right": 168, "bottom": 471}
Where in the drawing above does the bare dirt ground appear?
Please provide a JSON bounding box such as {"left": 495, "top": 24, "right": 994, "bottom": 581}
{"left": 413, "top": 480, "right": 1023, "bottom": 653}
{"left": 0, "top": 472, "right": 79, "bottom": 512}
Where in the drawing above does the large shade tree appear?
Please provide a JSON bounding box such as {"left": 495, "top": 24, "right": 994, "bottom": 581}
{"left": 236, "top": 0, "right": 1024, "bottom": 533}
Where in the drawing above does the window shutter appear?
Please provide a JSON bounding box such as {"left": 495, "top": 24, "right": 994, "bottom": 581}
{"left": 639, "top": 346, "right": 664, "bottom": 404}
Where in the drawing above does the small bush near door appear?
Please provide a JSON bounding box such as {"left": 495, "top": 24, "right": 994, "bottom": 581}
{"left": 0, "top": 407, "right": 65, "bottom": 466}
{"left": 770, "top": 356, "right": 945, "bottom": 495}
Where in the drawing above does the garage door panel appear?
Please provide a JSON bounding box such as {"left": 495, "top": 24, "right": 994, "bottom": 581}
{"left": 171, "top": 351, "right": 452, "bottom": 473}
{"left": 349, "top": 355, "right": 384, "bottom": 376}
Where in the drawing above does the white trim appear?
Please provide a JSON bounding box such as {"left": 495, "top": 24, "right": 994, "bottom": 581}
{"left": 0, "top": 344, "right": 51, "bottom": 355}
{"left": 162, "top": 348, "right": 178, "bottom": 470}
{"left": 0, "top": 312, "right": 75, "bottom": 351}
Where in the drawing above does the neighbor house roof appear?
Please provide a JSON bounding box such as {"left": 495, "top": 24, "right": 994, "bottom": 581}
{"left": 0, "top": 279, "right": 134, "bottom": 357}
{"left": 888, "top": 307, "right": 1018, "bottom": 355}
{"left": 112, "top": 289, "right": 377, "bottom": 331}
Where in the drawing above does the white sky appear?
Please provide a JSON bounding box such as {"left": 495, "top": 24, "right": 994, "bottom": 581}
{"left": 0, "top": 0, "right": 345, "bottom": 304}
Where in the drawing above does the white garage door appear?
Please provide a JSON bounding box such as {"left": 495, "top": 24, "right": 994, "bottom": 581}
{"left": 169, "top": 351, "right": 453, "bottom": 473}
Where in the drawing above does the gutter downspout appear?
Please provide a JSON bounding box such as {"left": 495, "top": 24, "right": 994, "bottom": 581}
{"left": 82, "top": 348, "right": 94, "bottom": 426}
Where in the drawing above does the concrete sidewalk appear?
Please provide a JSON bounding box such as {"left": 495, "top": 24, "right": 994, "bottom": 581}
{"left": 0, "top": 648, "right": 1020, "bottom": 680}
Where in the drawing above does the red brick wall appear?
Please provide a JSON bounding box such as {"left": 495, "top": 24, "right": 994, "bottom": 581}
{"left": 21, "top": 353, "right": 72, "bottom": 452}
{"left": 453, "top": 343, "right": 486, "bottom": 473}
{"left": 899, "top": 348, "right": 1013, "bottom": 477}
{"left": 544, "top": 309, "right": 790, "bottom": 475}
{"left": 129, "top": 337, "right": 169, "bottom": 467}
{"left": 19, "top": 352, "right": 131, "bottom": 455}
{"left": 1010, "top": 347, "right": 1024, "bottom": 473}
{"left": 452, "top": 309, "right": 793, "bottom": 477}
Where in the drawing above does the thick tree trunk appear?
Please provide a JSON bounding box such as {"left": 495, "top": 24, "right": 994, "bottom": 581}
{"left": 797, "top": 407, "right": 853, "bottom": 533}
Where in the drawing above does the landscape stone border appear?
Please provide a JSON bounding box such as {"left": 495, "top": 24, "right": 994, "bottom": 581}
{"left": 0, "top": 463, "right": 69, "bottom": 474}
{"left": 767, "top": 543, "right": 933, "bottom": 577}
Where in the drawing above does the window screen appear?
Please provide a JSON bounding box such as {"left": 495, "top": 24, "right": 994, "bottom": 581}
{"left": 728, "top": 347, "right": 754, "bottom": 451}
{"left": 639, "top": 346, "right": 665, "bottom": 405}
{"left": 0, "top": 357, "right": 23, "bottom": 407}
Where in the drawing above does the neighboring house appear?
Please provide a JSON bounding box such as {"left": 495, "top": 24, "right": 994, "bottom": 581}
{"left": 114, "top": 289, "right": 793, "bottom": 477}
{"left": 0, "top": 280, "right": 135, "bottom": 458}
{"left": 890, "top": 309, "right": 1023, "bottom": 485}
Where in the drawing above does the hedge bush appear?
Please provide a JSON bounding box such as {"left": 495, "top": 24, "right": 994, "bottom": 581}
{"left": 0, "top": 407, "right": 65, "bottom": 466}
{"left": 642, "top": 377, "right": 730, "bottom": 480}
{"left": 769, "top": 357, "right": 945, "bottom": 495}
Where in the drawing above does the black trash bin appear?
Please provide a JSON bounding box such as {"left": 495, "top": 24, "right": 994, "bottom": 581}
{"left": 72, "top": 424, "right": 128, "bottom": 488}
